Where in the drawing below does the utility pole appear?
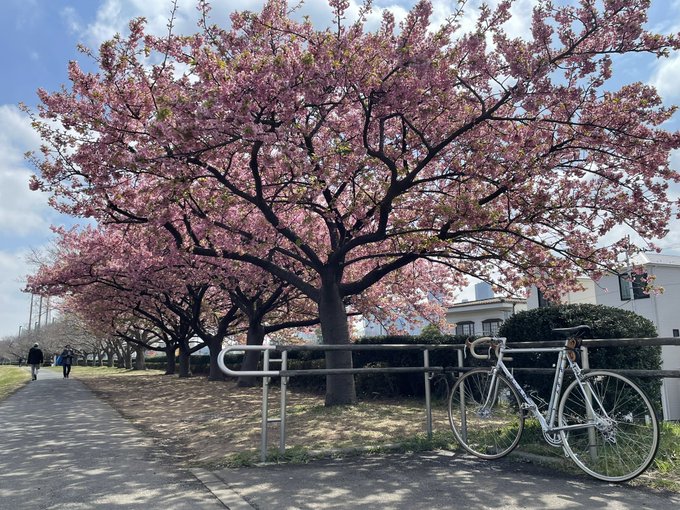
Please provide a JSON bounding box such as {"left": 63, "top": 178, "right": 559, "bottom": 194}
{"left": 37, "top": 295, "right": 43, "bottom": 330}
{"left": 28, "top": 294, "right": 34, "bottom": 333}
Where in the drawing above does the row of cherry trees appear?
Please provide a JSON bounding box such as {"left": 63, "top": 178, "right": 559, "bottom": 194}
{"left": 0, "top": 315, "right": 114, "bottom": 367}
{"left": 27, "top": 224, "right": 327, "bottom": 381}
{"left": 26, "top": 0, "right": 680, "bottom": 404}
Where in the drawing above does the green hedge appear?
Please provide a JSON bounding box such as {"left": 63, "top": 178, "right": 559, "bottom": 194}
{"left": 498, "top": 304, "right": 662, "bottom": 408}
{"left": 145, "top": 353, "right": 244, "bottom": 375}
{"left": 285, "top": 334, "right": 469, "bottom": 397}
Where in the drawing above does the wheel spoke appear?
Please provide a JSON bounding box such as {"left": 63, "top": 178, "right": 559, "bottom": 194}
{"left": 558, "top": 371, "right": 659, "bottom": 482}
{"left": 448, "top": 369, "right": 524, "bottom": 460}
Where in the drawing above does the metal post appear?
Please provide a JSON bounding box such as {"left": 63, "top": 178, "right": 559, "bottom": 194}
{"left": 457, "top": 348, "right": 467, "bottom": 442}
{"left": 581, "top": 346, "right": 598, "bottom": 462}
{"left": 581, "top": 345, "right": 590, "bottom": 370}
{"left": 261, "top": 348, "right": 271, "bottom": 463}
{"left": 424, "top": 349, "right": 432, "bottom": 439}
{"left": 279, "top": 350, "right": 288, "bottom": 454}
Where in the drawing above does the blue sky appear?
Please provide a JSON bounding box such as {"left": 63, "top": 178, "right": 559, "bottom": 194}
{"left": 2, "top": 0, "right": 680, "bottom": 339}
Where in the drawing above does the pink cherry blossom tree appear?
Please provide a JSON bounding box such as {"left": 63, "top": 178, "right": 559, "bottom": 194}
{"left": 29, "top": 0, "right": 680, "bottom": 404}
{"left": 26, "top": 222, "right": 324, "bottom": 381}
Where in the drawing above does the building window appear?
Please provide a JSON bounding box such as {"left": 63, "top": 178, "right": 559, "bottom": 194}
{"left": 482, "top": 319, "right": 502, "bottom": 335}
{"left": 673, "top": 329, "right": 679, "bottom": 338}
{"left": 618, "top": 273, "right": 650, "bottom": 301}
{"left": 455, "top": 321, "right": 475, "bottom": 336}
{"left": 537, "top": 289, "right": 553, "bottom": 308}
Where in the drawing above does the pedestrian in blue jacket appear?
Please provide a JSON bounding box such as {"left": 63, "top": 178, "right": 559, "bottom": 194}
{"left": 60, "top": 345, "right": 75, "bottom": 378}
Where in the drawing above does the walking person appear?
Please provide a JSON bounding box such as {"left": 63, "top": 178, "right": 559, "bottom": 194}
{"left": 27, "top": 343, "right": 44, "bottom": 381}
{"left": 60, "top": 345, "right": 75, "bottom": 378}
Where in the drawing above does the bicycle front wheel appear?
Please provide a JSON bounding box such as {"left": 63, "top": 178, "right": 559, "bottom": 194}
{"left": 448, "top": 369, "right": 524, "bottom": 459}
{"left": 558, "top": 371, "right": 659, "bottom": 482}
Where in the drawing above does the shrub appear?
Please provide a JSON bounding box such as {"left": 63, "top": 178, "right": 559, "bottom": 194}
{"left": 352, "top": 334, "right": 469, "bottom": 398}
{"left": 278, "top": 334, "right": 466, "bottom": 397}
{"left": 497, "top": 304, "right": 661, "bottom": 408}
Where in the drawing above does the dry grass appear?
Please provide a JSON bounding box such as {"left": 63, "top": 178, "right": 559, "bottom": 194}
{"left": 74, "top": 367, "right": 455, "bottom": 468}
{"left": 72, "top": 367, "right": 679, "bottom": 491}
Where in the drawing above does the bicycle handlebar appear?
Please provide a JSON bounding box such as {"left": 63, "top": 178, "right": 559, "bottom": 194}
{"left": 466, "top": 336, "right": 512, "bottom": 361}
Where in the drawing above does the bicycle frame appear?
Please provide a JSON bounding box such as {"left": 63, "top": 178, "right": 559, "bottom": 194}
{"left": 481, "top": 339, "right": 604, "bottom": 444}
{"left": 454, "top": 333, "right": 660, "bottom": 482}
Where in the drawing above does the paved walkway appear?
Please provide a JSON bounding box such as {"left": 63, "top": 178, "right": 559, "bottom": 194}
{"left": 0, "top": 368, "right": 225, "bottom": 509}
{"left": 214, "top": 451, "right": 680, "bottom": 509}
{"left": 2, "top": 368, "right": 679, "bottom": 509}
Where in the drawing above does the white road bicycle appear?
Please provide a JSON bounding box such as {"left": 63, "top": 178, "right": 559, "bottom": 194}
{"left": 448, "top": 325, "right": 660, "bottom": 482}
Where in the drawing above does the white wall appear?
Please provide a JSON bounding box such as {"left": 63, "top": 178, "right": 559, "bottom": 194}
{"left": 530, "top": 266, "right": 680, "bottom": 420}
{"left": 445, "top": 301, "right": 527, "bottom": 335}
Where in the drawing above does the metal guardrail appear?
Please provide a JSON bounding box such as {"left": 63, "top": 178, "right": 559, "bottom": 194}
{"left": 218, "top": 337, "right": 680, "bottom": 462}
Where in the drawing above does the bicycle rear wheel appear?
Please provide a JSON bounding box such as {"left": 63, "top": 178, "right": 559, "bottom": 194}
{"left": 558, "top": 371, "right": 659, "bottom": 482}
{"left": 448, "top": 369, "right": 524, "bottom": 459}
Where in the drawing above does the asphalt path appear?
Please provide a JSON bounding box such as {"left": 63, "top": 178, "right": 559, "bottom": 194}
{"left": 214, "top": 451, "right": 680, "bottom": 509}
{"left": 0, "top": 367, "right": 225, "bottom": 509}
{"left": 2, "top": 366, "right": 679, "bottom": 510}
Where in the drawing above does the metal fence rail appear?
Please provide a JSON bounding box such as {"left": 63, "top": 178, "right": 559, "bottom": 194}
{"left": 218, "top": 337, "right": 680, "bottom": 462}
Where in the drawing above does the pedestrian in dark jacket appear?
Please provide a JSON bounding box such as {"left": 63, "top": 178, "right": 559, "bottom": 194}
{"left": 27, "top": 343, "right": 44, "bottom": 380}
{"left": 60, "top": 345, "right": 75, "bottom": 378}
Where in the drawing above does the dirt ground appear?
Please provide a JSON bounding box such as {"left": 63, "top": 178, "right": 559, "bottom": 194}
{"left": 78, "top": 371, "right": 454, "bottom": 469}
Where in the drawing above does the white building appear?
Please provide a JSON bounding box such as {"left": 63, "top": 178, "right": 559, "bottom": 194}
{"left": 446, "top": 297, "right": 527, "bottom": 336}
{"left": 527, "top": 253, "right": 680, "bottom": 420}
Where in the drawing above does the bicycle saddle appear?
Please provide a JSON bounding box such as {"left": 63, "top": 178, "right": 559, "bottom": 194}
{"left": 551, "top": 325, "right": 592, "bottom": 338}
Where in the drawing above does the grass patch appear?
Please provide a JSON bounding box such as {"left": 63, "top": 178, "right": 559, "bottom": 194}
{"left": 0, "top": 366, "right": 30, "bottom": 401}
{"left": 656, "top": 422, "right": 680, "bottom": 473}
{"left": 515, "top": 416, "right": 680, "bottom": 488}
{"left": 50, "top": 365, "right": 166, "bottom": 378}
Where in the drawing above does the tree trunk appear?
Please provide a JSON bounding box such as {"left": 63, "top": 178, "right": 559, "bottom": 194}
{"left": 207, "top": 339, "right": 224, "bottom": 381}
{"left": 106, "top": 348, "right": 115, "bottom": 367}
{"left": 178, "top": 339, "right": 192, "bottom": 378}
{"left": 124, "top": 344, "right": 132, "bottom": 369}
{"left": 237, "top": 321, "right": 266, "bottom": 387}
{"left": 165, "top": 346, "right": 176, "bottom": 375}
{"left": 318, "top": 282, "right": 356, "bottom": 406}
{"left": 133, "top": 344, "right": 146, "bottom": 370}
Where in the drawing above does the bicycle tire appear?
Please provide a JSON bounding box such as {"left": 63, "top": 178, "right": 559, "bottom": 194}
{"left": 448, "top": 369, "right": 525, "bottom": 460}
{"left": 558, "top": 370, "right": 659, "bottom": 482}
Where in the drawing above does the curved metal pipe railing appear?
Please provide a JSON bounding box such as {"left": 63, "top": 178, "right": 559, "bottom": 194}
{"left": 217, "top": 344, "right": 279, "bottom": 377}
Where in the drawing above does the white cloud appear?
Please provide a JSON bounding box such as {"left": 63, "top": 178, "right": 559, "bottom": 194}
{"left": 424, "top": 0, "right": 536, "bottom": 38}
{"left": 76, "top": 0, "right": 537, "bottom": 52}
{"left": 0, "top": 249, "right": 34, "bottom": 339}
{"left": 61, "top": 6, "right": 83, "bottom": 34}
{"left": 81, "top": 0, "right": 245, "bottom": 46}
{"left": 10, "top": 0, "right": 41, "bottom": 30}
{"left": 0, "top": 105, "right": 51, "bottom": 237}
{"left": 650, "top": 53, "right": 680, "bottom": 103}
{"left": 0, "top": 104, "right": 65, "bottom": 339}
